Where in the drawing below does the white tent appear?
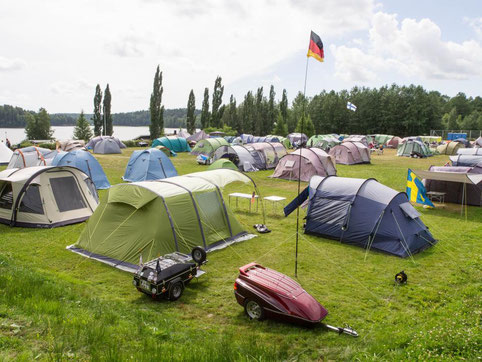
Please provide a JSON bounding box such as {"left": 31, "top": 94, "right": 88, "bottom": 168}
{"left": 0, "top": 143, "right": 13, "bottom": 165}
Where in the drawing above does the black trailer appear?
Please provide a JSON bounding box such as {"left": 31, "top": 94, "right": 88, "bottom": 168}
{"left": 133, "top": 247, "right": 207, "bottom": 301}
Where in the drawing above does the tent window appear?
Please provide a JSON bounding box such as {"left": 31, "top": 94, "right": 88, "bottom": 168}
{"left": 19, "top": 184, "right": 44, "bottom": 214}
{"left": 285, "top": 160, "right": 295, "bottom": 168}
{"left": 50, "top": 176, "right": 86, "bottom": 212}
{"left": 0, "top": 182, "right": 13, "bottom": 210}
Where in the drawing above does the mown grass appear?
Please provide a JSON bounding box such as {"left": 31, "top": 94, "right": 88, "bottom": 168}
{"left": 0, "top": 148, "right": 481, "bottom": 361}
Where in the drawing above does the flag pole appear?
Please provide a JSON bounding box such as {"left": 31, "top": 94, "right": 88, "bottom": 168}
{"left": 295, "top": 55, "right": 310, "bottom": 278}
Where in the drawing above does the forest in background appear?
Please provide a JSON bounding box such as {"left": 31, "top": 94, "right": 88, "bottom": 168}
{"left": 1, "top": 84, "right": 481, "bottom": 138}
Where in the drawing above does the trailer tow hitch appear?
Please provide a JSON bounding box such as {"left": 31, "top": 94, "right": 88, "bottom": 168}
{"left": 323, "top": 323, "right": 359, "bottom": 337}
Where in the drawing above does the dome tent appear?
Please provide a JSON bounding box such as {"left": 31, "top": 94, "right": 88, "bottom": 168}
{"left": 151, "top": 136, "right": 191, "bottom": 152}
{"left": 0, "top": 166, "right": 99, "bottom": 228}
{"left": 287, "top": 133, "right": 307, "bottom": 147}
{"left": 397, "top": 138, "right": 432, "bottom": 157}
{"left": 52, "top": 150, "right": 110, "bottom": 189}
{"left": 57, "top": 139, "right": 85, "bottom": 152}
{"left": 208, "top": 159, "right": 238, "bottom": 171}
{"left": 7, "top": 146, "right": 58, "bottom": 169}
{"left": 343, "top": 135, "right": 370, "bottom": 147}
{"left": 122, "top": 148, "right": 177, "bottom": 182}
{"left": 69, "top": 169, "right": 256, "bottom": 272}
{"left": 307, "top": 135, "right": 340, "bottom": 150}
{"left": 93, "top": 138, "right": 122, "bottom": 154}
{"left": 329, "top": 141, "right": 370, "bottom": 165}
{"left": 271, "top": 148, "right": 336, "bottom": 182}
{"left": 0, "top": 142, "right": 13, "bottom": 165}
{"left": 284, "top": 175, "right": 436, "bottom": 257}
{"left": 187, "top": 130, "right": 209, "bottom": 143}
{"left": 191, "top": 138, "right": 229, "bottom": 158}
{"left": 386, "top": 136, "right": 402, "bottom": 148}
{"left": 450, "top": 155, "right": 482, "bottom": 167}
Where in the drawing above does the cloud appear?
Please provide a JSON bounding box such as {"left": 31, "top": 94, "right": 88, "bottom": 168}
{"left": 50, "top": 80, "right": 93, "bottom": 95}
{"left": 331, "top": 12, "right": 482, "bottom": 83}
{"left": 0, "top": 56, "right": 26, "bottom": 72}
{"left": 464, "top": 17, "right": 482, "bottom": 39}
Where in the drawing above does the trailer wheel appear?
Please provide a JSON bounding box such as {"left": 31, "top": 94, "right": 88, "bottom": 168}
{"left": 244, "top": 299, "right": 264, "bottom": 320}
{"left": 191, "top": 246, "right": 207, "bottom": 264}
{"left": 168, "top": 281, "right": 184, "bottom": 301}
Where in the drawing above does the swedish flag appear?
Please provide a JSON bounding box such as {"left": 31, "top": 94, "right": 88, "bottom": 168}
{"left": 406, "top": 169, "right": 434, "bottom": 208}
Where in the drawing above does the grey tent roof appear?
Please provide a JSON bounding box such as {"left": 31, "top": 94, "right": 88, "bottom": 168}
{"left": 457, "top": 148, "right": 482, "bottom": 155}
{"left": 0, "top": 142, "right": 13, "bottom": 165}
{"left": 450, "top": 155, "right": 482, "bottom": 167}
{"left": 187, "top": 130, "right": 209, "bottom": 143}
{"left": 7, "top": 147, "right": 58, "bottom": 169}
{"left": 94, "top": 138, "right": 122, "bottom": 154}
{"left": 329, "top": 141, "right": 370, "bottom": 165}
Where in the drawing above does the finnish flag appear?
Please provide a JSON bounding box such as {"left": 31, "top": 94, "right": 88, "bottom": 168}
{"left": 347, "top": 101, "right": 357, "bottom": 112}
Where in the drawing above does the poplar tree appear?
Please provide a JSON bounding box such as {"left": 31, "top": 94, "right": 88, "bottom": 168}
{"left": 267, "top": 85, "right": 276, "bottom": 135}
{"left": 242, "top": 91, "right": 255, "bottom": 134}
{"left": 149, "top": 66, "right": 164, "bottom": 139}
{"left": 186, "top": 90, "right": 196, "bottom": 134}
{"left": 103, "top": 84, "right": 113, "bottom": 136}
{"left": 211, "top": 76, "right": 224, "bottom": 128}
{"left": 200, "top": 88, "right": 210, "bottom": 129}
{"left": 93, "top": 85, "right": 103, "bottom": 136}
{"left": 254, "top": 87, "right": 264, "bottom": 135}
{"left": 280, "top": 89, "right": 288, "bottom": 125}
{"left": 73, "top": 110, "right": 93, "bottom": 141}
{"left": 227, "top": 95, "right": 239, "bottom": 132}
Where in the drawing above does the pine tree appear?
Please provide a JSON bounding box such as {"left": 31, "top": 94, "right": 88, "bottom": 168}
{"left": 103, "top": 84, "right": 113, "bottom": 136}
{"left": 186, "top": 90, "right": 196, "bottom": 134}
{"left": 25, "top": 108, "right": 53, "bottom": 140}
{"left": 201, "top": 88, "right": 210, "bottom": 129}
{"left": 93, "top": 85, "right": 103, "bottom": 136}
{"left": 149, "top": 66, "right": 164, "bottom": 139}
{"left": 273, "top": 111, "right": 288, "bottom": 136}
{"left": 73, "top": 111, "right": 93, "bottom": 141}
{"left": 267, "top": 85, "right": 276, "bottom": 135}
{"left": 211, "top": 76, "right": 224, "bottom": 128}
{"left": 280, "top": 89, "right": 288, "bottom": 124}
{"left": 295, "top": 114, "right": 315, "bottom": 138}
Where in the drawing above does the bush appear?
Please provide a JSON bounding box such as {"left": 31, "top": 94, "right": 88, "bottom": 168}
{"left": 123, "top": 139, "right": 151, "bottom": 147}
{"left": 38, "top": 142, "right": 57, "bottom": 150}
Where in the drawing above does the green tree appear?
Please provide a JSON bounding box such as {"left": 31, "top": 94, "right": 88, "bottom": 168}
{"left": 149, "top": 66, "right": 164, "bottom": 139}
{"left": 289, "top": 92, "right": 308, "bottom": 133}
{"left": 103, "top": 84, "right": 113, "bottom": 136}
{"left": 73, "top": 110, "right": 93, "bottom": 141}
{"left": 295, "top": 114, "right": 315, "bottom": 138}
{"left": 241, "top": 91, "right": 255, "bottom": 134}
{"left": 25, "top": 108, "right": 53, "bottom": 140}
{"left": 272, "top": 111, "right": 288, "bottom": 136}
{"left": 93, "top": 85, "right": 103, "bottom": 136}
{"left": 254, "top": 87, "right": 265, "bottom": 135}
{"left": 280, "top": 89, "right": 288, "bottom": 125}
{"left": 186, "top": 90, "right": 196, "bottom": 134}
{"left": 201, "top": 88, "right": 210, "bottom": 129}
{"left": 460, "top": 111, "right": 482, "bottom": 130}
{"left": 442, "top": 108, "right": 459, "bottom": 130}
{"left": 267, "top": 85, "right": 276, "bottom": 135}
{"left": 211, "top": 76, "right": 224, "bottom": 128}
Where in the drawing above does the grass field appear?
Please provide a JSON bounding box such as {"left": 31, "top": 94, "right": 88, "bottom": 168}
{"left": 0, "top": 148, "right": 480, "bottom": 361}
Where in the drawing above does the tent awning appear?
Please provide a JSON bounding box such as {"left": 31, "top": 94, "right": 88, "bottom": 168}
{"left": 413, "top": 169, "right": 482, "bottom": 185}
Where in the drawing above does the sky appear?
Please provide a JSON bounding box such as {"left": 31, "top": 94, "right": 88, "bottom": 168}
{"left": 0, "top": 0, "right": 481, "bottom": 113}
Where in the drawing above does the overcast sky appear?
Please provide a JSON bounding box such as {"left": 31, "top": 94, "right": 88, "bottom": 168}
{"left": 0, "top": 0, "right": 481, "bottom": 113}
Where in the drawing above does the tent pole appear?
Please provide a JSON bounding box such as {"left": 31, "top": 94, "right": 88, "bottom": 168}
{"left": 295, "top": 55, "right": 310, "bottom": 278}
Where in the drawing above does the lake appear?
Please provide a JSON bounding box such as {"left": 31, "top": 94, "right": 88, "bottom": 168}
{"left": 0, "top": 126, "right": 191, "bottom": 144}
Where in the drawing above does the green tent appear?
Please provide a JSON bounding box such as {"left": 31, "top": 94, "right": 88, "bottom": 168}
{"left": 151, "top": 136, "right": 191, "bottom": 152}
{"left": 373, "top": 134, "right": 394, "bottom": 146}
{"left": 208, "top": 159, "right": 238, "bottom": 171}
{"left": 397, "top": 138, "right": 432, "bottom": 157}
{"left": 191, "top": 138, "right": 229, "bottom": 157}
{"left": 69, "top": 169, "right": 253, "bottom": 270}
{"left": 436, "top": 141, "right": 464, "bottom": 155}
{"left": 307, "top": 134, "right": 341, "bottom": 149}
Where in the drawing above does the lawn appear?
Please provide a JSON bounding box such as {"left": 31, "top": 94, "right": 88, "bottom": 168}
{"left": 0, "top": 148, "right": 480, "bottom": 361}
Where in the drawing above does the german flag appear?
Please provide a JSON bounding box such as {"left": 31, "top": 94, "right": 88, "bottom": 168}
{"left": 307, "top": 31, "right": 324, "bottom": 62}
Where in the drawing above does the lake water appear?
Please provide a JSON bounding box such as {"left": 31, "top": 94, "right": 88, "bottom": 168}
{"left": 0, "top": 126, "right": 190, "bottom": 144}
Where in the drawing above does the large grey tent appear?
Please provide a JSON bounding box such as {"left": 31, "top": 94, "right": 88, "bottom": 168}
{"left": 7, "top": 147, "right": 58, "bottom": 169}
{"left": 57, "top": 139, "right": 86, "bottom": 152}
{"left": 423, "top": 166, "right": 482, "bottom": 206}
{"left": 329, "top": 141, "right": 370, "bottom": 165}
{"left": 450, "top": 155, "right": 482, "bottom": 167}
{"left": 94, "top": 138, "right": 122, "bottom": 154}
{"left": 68, "top": 169, "right": 256, "bottom": 272}
{"left": 343, "top": 135, "right": 370, "bottom": 147}
{"left": 87, "top": 136, "right": 126, "bottom": 150}
{"left": 284, "top": 175, "right": 436, "bottom": 257}
{"left": 212, "top": 143, "right": 286, "bottom": 171}
{"left": 287, "top": 133, "right": 307, "bottom": 147}
{"left": 271, "top": 148, "right": 336, "bottom": 182}
{"left": 0, "top": 166, "right": 99, "bottom": 228}
{"left": 0, "top": 142, "right": 13, "bottom": 165}
{"left": 456, "top": 148, "right": 482, "bottom": 156}
{"left": 187, "top": 130, "right": 209, "bottom": 143}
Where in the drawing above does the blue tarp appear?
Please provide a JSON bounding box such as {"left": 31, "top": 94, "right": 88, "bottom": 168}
{"left": 52, "top": 150, "right": 110, "bottom": 189}
{"left": 122, "top": 148, "right": 178, "bottom": 182}
{"left": 286, "top": 175, "right": 436, "bottom": 258}
{"left": 447, "top": 133, "right": 467, "bottom": 141}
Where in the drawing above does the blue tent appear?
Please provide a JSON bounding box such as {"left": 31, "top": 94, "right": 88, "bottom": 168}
{"left": 122, "top": 148, "right": 177, "bottom": 182}
{"left": 52, "top": 150, "right": 110, "bottom": 189}
{"left": 284, "top": 176, "right": 436, "bottom": 258}
{"left": 151, "top": 136, "right": 191, "bottom": 152}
